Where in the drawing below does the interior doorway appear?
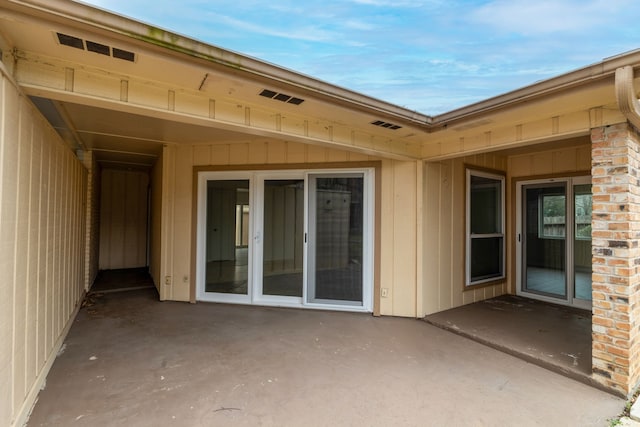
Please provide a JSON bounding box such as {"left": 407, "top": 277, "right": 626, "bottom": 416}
{"left": 516, "top": 177, "right": 592, "bottom": 309}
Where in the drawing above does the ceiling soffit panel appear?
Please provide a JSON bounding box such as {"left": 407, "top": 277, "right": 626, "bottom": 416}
{"left": 14, "top": 48, "right": 423, "bottom": 160}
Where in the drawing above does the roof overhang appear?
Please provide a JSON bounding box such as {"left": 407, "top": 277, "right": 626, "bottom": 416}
{"left": 1, "top": 0, "right": 640, "bottom": 164}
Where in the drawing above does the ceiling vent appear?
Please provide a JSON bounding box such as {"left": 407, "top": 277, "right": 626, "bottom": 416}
{"left": 370, "top": 120, "right": 402, "bottom": 130}
{"left": 56, "top": 32, "right": 136, "bottom": 62}
{"left": 259, "top": 89, "right": 304, "bottom": 105}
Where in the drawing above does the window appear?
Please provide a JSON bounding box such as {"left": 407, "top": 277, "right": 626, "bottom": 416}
{"left": 466, "top": 169, "right": 505, "bottom": 286}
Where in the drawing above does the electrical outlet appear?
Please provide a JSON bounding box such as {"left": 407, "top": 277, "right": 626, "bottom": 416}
{"left": 164, "top": 276, "right": 172, "bottom": 286}
{"left": 381, "top": 288, "right": 389, "bottom": 298}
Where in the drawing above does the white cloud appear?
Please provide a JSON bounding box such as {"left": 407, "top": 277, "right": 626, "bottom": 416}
{"left": 205, "top": 12, "right": 339, "bottom": 43}
{"left": 470, "top": 0, "right": 633, "bottom": 35}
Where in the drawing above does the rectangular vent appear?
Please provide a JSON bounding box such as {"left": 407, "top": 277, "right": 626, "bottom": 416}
{"left": 260, "top": 89, "right": 305, "bottom": 105}
{"left": 56, "top": 32, "right": 136, "bottom": 62}
{"left": 371, "top": 120, "right": 402, "bottom": 130}
{"left": 86, "top": 41, "right": 110, "bottom": 56}
{"left": 57, "top": 33, "right": 84, "bottom": 49}
{"left": 113, "top": 48, "right": 135, "bottom": 62}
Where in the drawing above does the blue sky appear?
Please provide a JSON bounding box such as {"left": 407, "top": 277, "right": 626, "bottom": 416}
{"left": 81, "top": 0, "right": 640, "bottom": 115}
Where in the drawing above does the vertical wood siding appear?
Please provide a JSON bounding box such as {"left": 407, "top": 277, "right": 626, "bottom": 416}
{"left": 423, "top": 154, "right": 508, "bottom": 315}
{"left": 82, "top": 151, "right": 100, "bottom": 289}
{"left": 98, "top": 169, "right": 149, "bottom": 270}
{"left": 149, "top": 151, "right": 163, "bottom": 291}
{"left": 508, "top": 143, "right": 591, "bottom": 178}
{"left": 0, "top": 69, "right": 87, "bottom": 427}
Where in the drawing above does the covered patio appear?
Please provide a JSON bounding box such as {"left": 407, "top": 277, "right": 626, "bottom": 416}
{"left": 26, "top": 285, "right": 621, "bottom": 426}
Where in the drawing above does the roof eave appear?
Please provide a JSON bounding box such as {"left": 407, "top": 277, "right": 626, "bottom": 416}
{"left": 6, "top": 0, "right": 433, "bottom": 128}
{"left": 432, "top": 49, "right": 640, "bottom": 127}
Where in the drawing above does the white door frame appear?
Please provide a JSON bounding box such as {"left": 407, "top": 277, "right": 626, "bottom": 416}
{"left": 252, "top": 171, "right": 305, "bottom": 308}
{"left": 195, "top": 168, "right": 374, "bottom": 312}
{"left": 515, "top": 176, "right": 592, "bottom": 309}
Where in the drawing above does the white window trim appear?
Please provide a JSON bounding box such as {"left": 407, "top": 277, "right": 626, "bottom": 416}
{"left": 465, "top": 168, "right": 506, "bottom": 287}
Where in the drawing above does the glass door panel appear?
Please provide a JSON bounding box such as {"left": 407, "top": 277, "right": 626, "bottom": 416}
{"left": 262, "top": 179, "right": 304, "bottom": 297}
{"left": 205, "top": 180, "right": 250, "bottom": 295}
{"left": 522, "top": 184, "right": 567, "bottom": 299}
{"left": 308, "top": 174, "right": 364, "bottom": 305}
{"left": 574, "top": 183, "right": 592, "bottom": 302}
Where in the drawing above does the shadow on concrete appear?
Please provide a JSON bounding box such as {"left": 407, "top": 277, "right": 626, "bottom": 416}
{"left": 90, "top": 268, "right": 155, "bottom": 293}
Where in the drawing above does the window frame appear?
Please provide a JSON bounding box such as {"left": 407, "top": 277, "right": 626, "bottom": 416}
{"left": 465, "top": 168, "right": 506, "bottom": 287}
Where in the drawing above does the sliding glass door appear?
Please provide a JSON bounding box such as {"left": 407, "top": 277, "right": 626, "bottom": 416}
{"left": 254, "top": 175, "right": 305, "bottom": 304}
{"left": 308, "top": 174, "right": 365, "bottom": 306}
{"left": 196, "top": 169, "right": 373, "bottom": 312}
{"left": 516, "top": 177, "right": 592, "bottom": 308}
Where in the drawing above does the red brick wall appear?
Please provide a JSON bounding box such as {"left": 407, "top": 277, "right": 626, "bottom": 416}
{"left": 591, "top": 122, "right": 640, "bottom": 396}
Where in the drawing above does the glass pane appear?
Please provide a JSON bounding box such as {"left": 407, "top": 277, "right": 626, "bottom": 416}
{"left": 262, "top": 180, "right": 304, "bottom": 297}
{"left": 470, "top": 237, "right": 503, "bottom": 282}
{"left": 574, "top": 184, "right": 592, "bottom": 301}
{"left": 540, "top": 195, "right": 566, "bottom": 238}
{"left": 470, "top": 174, "right": 501, "bottom": 234}
{"left": 205, "top": 180, "right": 249, "bottom": 294}
{"left": 523, "top": 185, "right": 566, "bottom": 298}
{"left": 313, "top": 176, "right": 363, "bottom": 302}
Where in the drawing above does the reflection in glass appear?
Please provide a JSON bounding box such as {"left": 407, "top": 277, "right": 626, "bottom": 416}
{"left": 574, "top": 184, "right": 592, "bottom": 300}
{"left": 470, "top": 174, "right": 502, "bottom": 234}
{"left": 205, "top": 180, "right": 250, "bottom": 294}
{"left": 262, "top": 180, "right": 304, "bottom": 297}
{"left": 468, "top": 173, "right": 504, "bottom": 284}
{"left": 470, "top": 237, "right": 503, "bottom": 283}
{"left": 523, "top": 185, "right": 567, "bottom": 298}
{"left": 313, "top": 176, "right": 363, "bottom": 302}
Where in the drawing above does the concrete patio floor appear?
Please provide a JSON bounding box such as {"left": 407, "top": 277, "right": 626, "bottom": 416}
{"left": 425, "top": 294, "right": 596, "bottom": 390}
{"left": 27, "top": 288, "right": 623, "bottom": 427}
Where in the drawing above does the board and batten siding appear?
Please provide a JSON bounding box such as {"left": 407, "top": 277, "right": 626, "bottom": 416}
{"left": 423, "top": 153, "right": 508, "bottom": 316}
{"left": 507, "top": 142, "right": 591, "bottom": 178}
{"left": 82, "top": 151, "right": 100, "bottom": 290}
{"left": 158, "top": 141, "right": 421, "bottom": 317}
{"left": 98, "top": 169, "right": 149, "bottom": 270}
{"left": 0, "top": 66, "right": 87, "bottom": 427}
{"left": 149, "top": 150, "right": 163, "bottom": 292}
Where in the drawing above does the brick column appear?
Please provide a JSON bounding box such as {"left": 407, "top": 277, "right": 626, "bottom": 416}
{"left": 591, "top": 122, "right": 640, "bottom": 396}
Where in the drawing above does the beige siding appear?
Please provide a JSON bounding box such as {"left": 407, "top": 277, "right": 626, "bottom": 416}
{"left": 0, "top": 68, "right": 86, "bottom": 427}
{"left": 379, "top": 160, "right": 420, "bottom": 316}
{"left": 82, "top": 151, "right": 100, "bottom": 290}
{"left": 160, "top": 141, "right": 419, "bottom": 316}
{"left": 149, "top": 151, "right": 163, "bottom": 291}
{"left": 423, "top": 154, "right": 508, "bottom": 316}
{"left": 98, "top": 169, "right": 149, "bottom": 270}
{"left": 508, "top": 143, "right": 591, "bottom": 178}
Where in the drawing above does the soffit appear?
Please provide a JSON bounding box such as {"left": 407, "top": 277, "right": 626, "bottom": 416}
{"left": 2, "top": 0, "right": 640, "bottom": 163}
{"left": 0, "top": 3, "right": 427, "bottom": 162}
